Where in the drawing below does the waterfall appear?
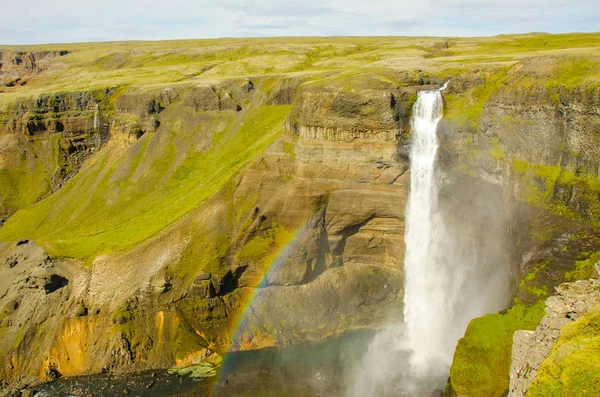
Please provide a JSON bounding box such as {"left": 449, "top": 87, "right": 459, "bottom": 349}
{"left": 403, "top": 89, "right": 448, "bottom": 380}
{"left": 93, "top": 103, "right": 102, "bottom": 148}
{"left": 346, "top": 86, "right": 509, "bottom": 397}
{"left": 93, "top": 103, "right": 99, "bottom": 132}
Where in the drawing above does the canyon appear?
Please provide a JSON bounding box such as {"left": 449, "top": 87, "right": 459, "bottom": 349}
{"left": 0, "top": 33, "right": 599, "bottom": 396}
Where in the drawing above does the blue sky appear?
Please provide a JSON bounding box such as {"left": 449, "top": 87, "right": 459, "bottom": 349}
{"left": 2, "top": 0, "right": 598, "bottom": 44}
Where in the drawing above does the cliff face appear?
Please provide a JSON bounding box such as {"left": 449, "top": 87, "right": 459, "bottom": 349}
{"left": 0, "top": 73, "right": 423, "bottom": 391}
{"left": 444, "top": 58, "right": 600, "bottom": 397}
{"left": 0, "top": 38, "right": 599, "bottom": 396}
{"left": 0, "top": 90, "right": 111, "bottom": 219}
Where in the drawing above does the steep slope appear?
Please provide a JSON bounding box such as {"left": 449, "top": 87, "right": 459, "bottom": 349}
{"left": 0, "top": 90, "right": 110, "bottom": 219}
{"left": 0, "top": 70, "right": 421, "bottom": 392}
{"left": 0, "top": 81, "right": 290, "bottom": 260}
{"left": 0, "top": 34, "right": 600, "bottom": 395}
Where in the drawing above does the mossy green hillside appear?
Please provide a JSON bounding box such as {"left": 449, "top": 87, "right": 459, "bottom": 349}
{"left": 528, "top": 304, "right": 600, "bottom": 397}
{"left": 282, "top": 141, "right": 296, "bottom": 160}
{"left": 462, "top": 33, "right": 600, "bottom": 56}
{"left": 0, "top": 131, "right": 87, "bottom": 216}
{"left": 519, "top": 259, "right": 551, "bottom": 300}
{"left": 173, "top": 220, "right": 231, "bottom": 282}
{"left": 511, "top": 159, "right": 600, "bottom": 231}
{"left": 443, "top": 54, "right": 600, "bottom": 128}
{"left": 0, "top": 104, "right": 291, "bottom": 261}
{"left": 236, "top": 223, "right": 293, "bottom": 264}
{"left": 0, "top": 87, "right": 127, "bottom": 218}
{"left": 0, "top": 147, "right": 49, "bottom": 215}
{"left": 446, "top": 145, "right": 600, "bottom": 239}
{"left": 515, "top": 232, "right": 600, "bottom": 305}
{"left": 448, "top": 300, "right": 546, "bottom": 397}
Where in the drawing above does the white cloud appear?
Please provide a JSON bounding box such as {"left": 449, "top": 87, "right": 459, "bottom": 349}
{"left": 1, "top": 0, "right": 598, "bottom": 44}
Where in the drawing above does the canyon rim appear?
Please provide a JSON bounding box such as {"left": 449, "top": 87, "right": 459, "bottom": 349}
{"left": 0, "top": 32, "right": 599, "bottom": 397}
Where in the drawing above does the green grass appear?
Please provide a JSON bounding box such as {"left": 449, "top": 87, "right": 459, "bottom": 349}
{"left": 549, "top": 56, "right": 600, "bottom": 88}
{"left": 444, "top": 67, "right": 509, "bottom": 127}
{"left": 0, "top": 149, "right": 49, "bottom": 214}
{"left": 458, "top": 33, "right": 600, "bottom": 56}
{"left": 449, "top": 300, "right": 546, "bottom": 397}
{"left": 519, "top": 259, "right": 551, "bottom": 299}
{"left": 0, "top": 104, "right": 291, "bottom": 261}
{"left": 0, "top": 132, "right": 78, "bottom": 216}
{"left": 528, "top": 306, "right": 600, "bottom": 397}
{"left": 2, "top": 33, "right": 600, "bottom": 111}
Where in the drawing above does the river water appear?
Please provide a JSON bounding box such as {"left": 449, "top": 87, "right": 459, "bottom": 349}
{"left": 34, "top": 331, "right": 374, "bottom": 397}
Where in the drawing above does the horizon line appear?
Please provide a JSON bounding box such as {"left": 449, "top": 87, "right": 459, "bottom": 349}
{"left": 1, "top": 30, "right": 599, "bottom": 48}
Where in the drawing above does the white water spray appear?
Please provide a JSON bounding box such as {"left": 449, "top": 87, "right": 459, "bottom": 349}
{"left": 347, "top": 86, "right": 509, "bottom": 396}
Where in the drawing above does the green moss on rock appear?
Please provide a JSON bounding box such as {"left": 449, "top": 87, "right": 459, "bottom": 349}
{"left": 448, "top": 301, "right": 545, "bottom": 397}
{"left": 511, "top": 159, "right": 600, "bottom": 232}
{"left": 283, "top": 141, "right": 296, "bottom": 160}
{"left": 236, "top": 222, "right": 293, "bottom": 265}
{"left": 528, "top": 306, "right": 600, "bottom": 397}
{"left": 444, "top": 68, "right": 509, "bottom": 127}
{"left": 565, "top": 252, "right": 600, "bottom": 282}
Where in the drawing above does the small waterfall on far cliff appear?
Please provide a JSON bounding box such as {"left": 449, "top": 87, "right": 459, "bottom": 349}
{"left": 93, "top": 103, "right": 99, "bottom": 131}
{"left": 93, "top": 103, "right": 103, "bottom": 148}
{"left": 346, "top": 86, "right": 509, "bottom": 397}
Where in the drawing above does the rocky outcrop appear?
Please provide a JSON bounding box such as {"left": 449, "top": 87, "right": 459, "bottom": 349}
{"left": 180, "top": 85, "right": 241, "bottom": 112}
{"left": 0, "top": 50, "right": 68, "bottom": 87}
{"left": 509, "top": 278, "right": 600, "bottom": 396}
{"left": 480, "top": 84, "right": 600, "bottom": 175}
{"left": 2, "top": 91, "right": 101, "bottom": 136}
{"left": 197, "top": 80, "right": 415, "bottom": 348}
{"left": 286, "top": 87, "right": 415, "bottom": 146}
{"left": 266, "top": 77, "right": 302, "bottom": 106}
{"left": 441, "top": 64, "right": 600, "bottom": 275}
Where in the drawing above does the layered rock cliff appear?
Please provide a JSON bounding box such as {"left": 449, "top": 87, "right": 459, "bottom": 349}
{"left": 0, "top": 71, "right": 427, "bottom": 393}
{"left": 444, "top": 57, "right": 600, "bottom": 397}
{"left": 0, "top": 37, "right": 599, "bottom": 396}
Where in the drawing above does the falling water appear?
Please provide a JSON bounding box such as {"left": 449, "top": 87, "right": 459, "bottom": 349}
{"left": 347, "top": 85, "right": 509, "bottom": 397}
{"left": 402, "top": 89, "right": 448, "bottom": 381}
{"left": 93, "top": 103, "right": 99, "bottom": 131}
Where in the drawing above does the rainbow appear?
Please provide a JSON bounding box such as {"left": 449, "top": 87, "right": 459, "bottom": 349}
{"left": 211, "top": 213, "right": 321, "bottom": 394}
